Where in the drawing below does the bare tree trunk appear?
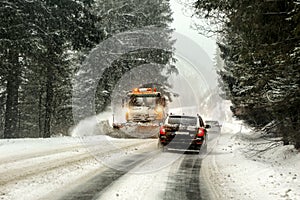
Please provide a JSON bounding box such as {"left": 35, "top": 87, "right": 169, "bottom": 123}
{"left": 4, "top": 51, "right": 20, "bottom": 138}
{"left": 38, "top": 86, "right": 43, "bottom": 138}
{"left": 44, "top": 65, "right": 53, "bottom": 138}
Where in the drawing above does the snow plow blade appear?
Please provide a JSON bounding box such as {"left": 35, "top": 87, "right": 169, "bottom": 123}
{"left": 112, "top": 122, "right": 160, "bottom": 138}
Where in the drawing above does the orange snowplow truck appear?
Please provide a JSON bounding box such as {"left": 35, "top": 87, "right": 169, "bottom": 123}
{"left": 113, "top": 87, "right": 167, "bottom": 131}
{"left": 125, "top": 87, "right": 166, "bottom": 123}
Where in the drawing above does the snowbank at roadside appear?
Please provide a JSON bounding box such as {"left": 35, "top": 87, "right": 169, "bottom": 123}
{"left": 0, "top": 133, "right": 150, "bottom": 200}
{"left": 203, "top": 120, "right": 300, "bottom": 200}
{"left": 0, "top": 136, "right": 82, "bottom": 160}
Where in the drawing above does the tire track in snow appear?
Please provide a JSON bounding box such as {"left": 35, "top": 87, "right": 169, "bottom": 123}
{"left": 56, "top": 152, "right": 156, "bottom": 200}
{"left": 200, "top": 154, "right": 223, "bottom": 200}
{"left": 163, "top": 154, "right": 203, "bottom": 200}
{"left": 0, "top": 140, "right": 148, "bottom": 186}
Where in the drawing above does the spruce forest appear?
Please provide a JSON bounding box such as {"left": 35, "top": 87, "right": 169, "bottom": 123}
{"left": 194, "top": 0, "right": 300, "bottom": 148}
{"left": 0, "top": 0, "right": 174, "bottom": 138}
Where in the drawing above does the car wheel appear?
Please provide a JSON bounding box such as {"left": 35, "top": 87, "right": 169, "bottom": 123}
{"left": 158, "top": 141, "right": 167, "bottom": 152}
{"left": 157, "top": 141, "right": 163, "bottom": 148}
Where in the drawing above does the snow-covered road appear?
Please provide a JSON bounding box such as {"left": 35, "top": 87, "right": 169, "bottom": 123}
{"left": 0, "top": 121, "right": 299, "bottom": 200}
{"left": 0, "top": 136, "right": 157, "bottom": 200}
{"left": 0, "top": 134, "right": 212, "bottom": 200}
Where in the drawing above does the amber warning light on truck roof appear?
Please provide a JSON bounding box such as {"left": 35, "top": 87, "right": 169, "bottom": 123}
{"left": 132, "top": 88, "right": 157, "bottom": 94}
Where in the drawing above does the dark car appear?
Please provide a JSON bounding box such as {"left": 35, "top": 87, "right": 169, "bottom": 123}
{"left": 158, "top": 114, "right": 210, "bottom": 153}
{"left": 205, "top": 120, "right": 221, "bottom": 133}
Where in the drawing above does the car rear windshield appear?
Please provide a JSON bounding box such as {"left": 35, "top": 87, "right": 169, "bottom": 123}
{"left": 167, "top": 116, "right": 197, "bottom": 126}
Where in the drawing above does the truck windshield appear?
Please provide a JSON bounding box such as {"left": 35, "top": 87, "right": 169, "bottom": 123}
{"left": 129, "top": 96, "right": 157, "bottom": 107}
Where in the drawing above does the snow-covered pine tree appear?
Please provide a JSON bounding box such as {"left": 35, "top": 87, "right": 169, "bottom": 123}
{"left": 0, "top": 0, "right": 102, "bottom": 138}
{"left": 194, "top": 0, "right": 300, "bottom": 148}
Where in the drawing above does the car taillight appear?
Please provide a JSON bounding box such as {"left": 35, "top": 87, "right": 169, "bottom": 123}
{"left": 197, "top": 128, "right": 205, "bottom": 137}
{"left": 160, "top": 126, "right": 166, "bottom": 135}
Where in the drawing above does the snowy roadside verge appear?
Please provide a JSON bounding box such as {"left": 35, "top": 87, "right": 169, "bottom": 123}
{"left": 201, "top": 121, "right": 300, "bottom": 200}
{"left": 0, "top": 135, "right": 155, "bottom": 200}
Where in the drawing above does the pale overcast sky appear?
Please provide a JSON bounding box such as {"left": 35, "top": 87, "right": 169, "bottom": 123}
{"left": 170, "top": 0, "right": 217, "bottom": 60}
{"left": 168, "top": 1, "right": 219, "bottom": 110}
